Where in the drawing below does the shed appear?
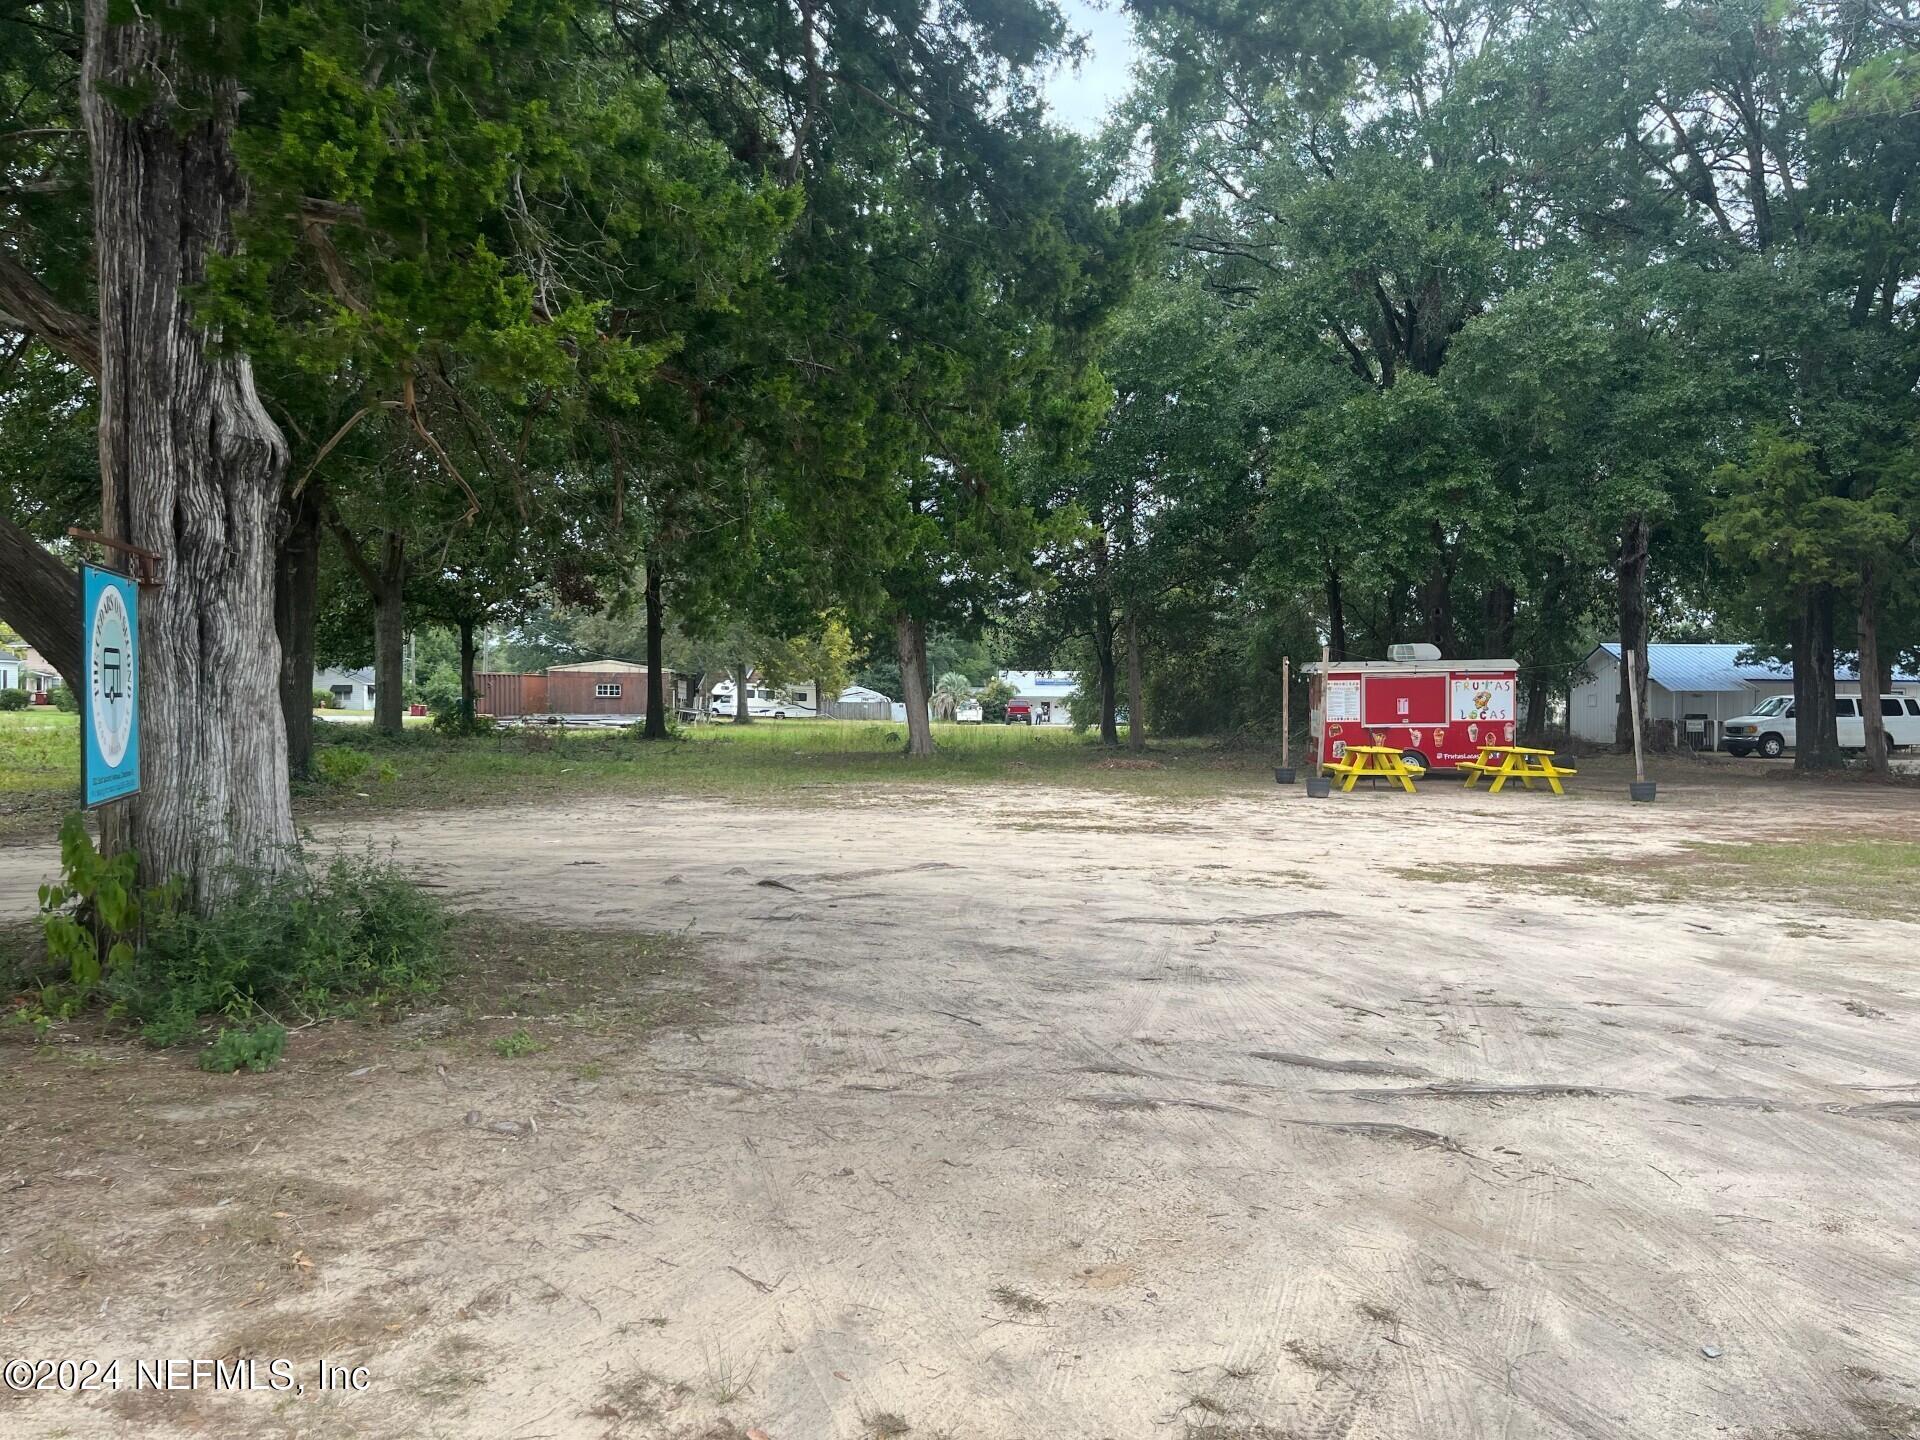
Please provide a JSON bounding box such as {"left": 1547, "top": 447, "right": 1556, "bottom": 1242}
{"left": 1571, "top": 644, "right": 1920, "bottom": 750}
{"left": 479, "top": 659, "right": 681, "bottom": 719}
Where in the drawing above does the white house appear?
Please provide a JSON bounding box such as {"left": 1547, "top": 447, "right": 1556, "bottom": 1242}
{"left": 1, "top": 644, "right": 60, "bottom": 696}
{"left": 316, "top": 666, "right": 376, "bottom": 711}
{"left": 997, "top": 669, "right": 1079, "bottom": 726}
{"left": 1572, "top": 643, "right": 1920, "bottom": 750}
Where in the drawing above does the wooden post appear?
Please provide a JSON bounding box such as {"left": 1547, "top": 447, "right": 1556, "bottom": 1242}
{"left": 1626, "top": 646, "right": 1647, "bottom": 784}
{"left": 1281, "top": 657, "right": 1290, "bottom": 769}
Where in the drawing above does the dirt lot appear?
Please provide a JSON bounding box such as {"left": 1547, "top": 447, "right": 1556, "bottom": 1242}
{"left": 4, "top": 776, "right": 1920, "bottom": 1440}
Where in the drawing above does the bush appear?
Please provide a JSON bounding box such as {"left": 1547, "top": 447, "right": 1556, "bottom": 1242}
{"left": 0, "top": 688, "right": 27, "bottom": 711}
{"left": 108, "top": 850, "right": 448, "bottom": 1042}
{"left": 51, "top": 686, "right": 79, "bottom": 713}
{"left": 431, "top": 696, "right": 493, "bottom": 736}
{"left": 33, "top": 818, "right": 447, "bottom": 1058}
{"left": 200, "top": 1023, "right": 287, "bottom": 1073}
{"left": 313, "top": 689, "right": 334, "bottom": 710}
{"left": 316, "top": 747, "right": 370, "bottom": 783}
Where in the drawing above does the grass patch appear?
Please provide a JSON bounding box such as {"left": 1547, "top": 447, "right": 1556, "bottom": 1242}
{"left": 296, "top": 719, "right": 1277, "bottom": 816}
{"left": 1396, "top": 837, "right": 1920, "bottom": 919}
{"left": 490, "top": 1026, "right": 544, "bottom": 1059}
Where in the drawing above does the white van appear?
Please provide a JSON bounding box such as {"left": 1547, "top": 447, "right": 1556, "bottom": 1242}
{"left": 1722, "top": 693, "right": 1920, "bottom": 758}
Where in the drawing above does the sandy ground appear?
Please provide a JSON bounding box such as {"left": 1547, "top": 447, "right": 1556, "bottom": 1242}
{"left": 4, "top": 777, "right": 1920, "bottom": 1440}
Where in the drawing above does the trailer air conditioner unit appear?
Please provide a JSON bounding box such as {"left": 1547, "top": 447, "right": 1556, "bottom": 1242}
{"left": 1387, "top": 643, "right": 1443, "bottom": 662}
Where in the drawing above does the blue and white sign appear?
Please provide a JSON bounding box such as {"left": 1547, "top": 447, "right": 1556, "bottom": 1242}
{"left": 82, "top": 564, "right": 140, "bottom": 807}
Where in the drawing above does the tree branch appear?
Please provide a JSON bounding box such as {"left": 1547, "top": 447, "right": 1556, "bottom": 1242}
{"left": 0, "top": 250, "right": 99, "bottom": 377}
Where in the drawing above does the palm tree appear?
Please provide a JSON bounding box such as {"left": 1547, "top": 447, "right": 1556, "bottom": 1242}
{"left": 931, "top": 671, "right": 973, "bottom": 722}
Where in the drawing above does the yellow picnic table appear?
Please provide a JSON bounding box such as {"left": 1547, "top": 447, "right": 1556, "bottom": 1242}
{"left": 1460, "top": 743, "right": 1577, "bottom": 795}
{"left": 1323, "top": 744, "right": 1423, "bottom": 793}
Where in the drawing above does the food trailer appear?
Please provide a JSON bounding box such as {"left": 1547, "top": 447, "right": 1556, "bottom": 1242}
{"left": 1307, "top": 647, "right": 1519, "bottom": 774}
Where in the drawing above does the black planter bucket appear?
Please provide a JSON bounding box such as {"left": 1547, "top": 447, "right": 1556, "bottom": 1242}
{"left": 1274, "top": 766, "right": 1297, "bottom": 785}
{"left": 1306, "top": 776, "right": 1332, "bottom": 798}
{"left": 1629, "top": 780, "right": 1657, "bottom": 803}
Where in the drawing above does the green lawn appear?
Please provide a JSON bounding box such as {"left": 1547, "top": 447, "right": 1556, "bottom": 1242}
{"left": 301, "top": 718, "right": 1275, "bottom": 817}
{"left": 0, "top": 712, "right": 1278, "bottom": 845}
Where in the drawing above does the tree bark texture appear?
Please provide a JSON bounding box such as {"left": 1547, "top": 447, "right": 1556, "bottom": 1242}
{"left": 643, "top": 562, "right": 668, "bottom": 738}
{"left": 1125, "top": 610, "right": 1145, "bottom": 752}
{"left": 1857, "top": 559, "right": 1889, "bottom": 776}
{"left": 1090, "top": 533, "right": 1118, "bottom": 744}
{"left": 1795, "top": 583, "right": 1842, "bottom": 771}
{"left": 458, "top": 615, "right": 477, "bottom": 723}
{"left": 84, "top": 0, "right": 295, "bottom": 900}
{"left": 0, "top": 511, "right": 82, "bottom": 688}
{"left": 274, "top": 489, "right": 322, "bottom": 778}
{"left": 893, "top": 611, "right": 933, "bottom": 757}
{"left": 734, "top": 663, "right": 751, "bottom": 723}
{"left": 371, "top": 534, "right": 406, "bottom": 734}
{"left": 1614, "top": 514, "right": 1650, "bottom": 750}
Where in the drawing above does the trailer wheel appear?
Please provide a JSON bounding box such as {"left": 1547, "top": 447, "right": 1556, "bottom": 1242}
{"left": 1401, "top": 749, "right": 1431, "bottom": 776}
{"left": 1758, "top": 732, "right": 1785, "bottom": 759}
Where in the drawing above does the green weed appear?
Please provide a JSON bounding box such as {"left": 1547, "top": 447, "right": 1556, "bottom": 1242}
{"left": 199, "top": 1022, "right": 287, "bottom": 1073}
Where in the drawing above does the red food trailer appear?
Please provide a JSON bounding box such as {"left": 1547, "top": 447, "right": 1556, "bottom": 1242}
{"left": 1307, "top": 649, "right": 1519, "bottom": 774}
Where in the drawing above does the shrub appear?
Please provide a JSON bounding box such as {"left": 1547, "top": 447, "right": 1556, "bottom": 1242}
{"left": 0, "top": 688, "right": 27, "bottom": 711}
{"left": 200, "top": 1023, "right": 287, "bottom": 1073}
{"left": 431, "top": 697, "right": 493, "bottom": 736}
{"left": 315, "top": 747, "right": 370, "bottom": 783}
{"left": 109, "top": 850, "right": 448, "bottom": 1039}
{"left": 34, "top": 818, "right": 446, "bottom": 1055}
{"left": 51, "top": 686, "right": 79, "bottom": 713}
{"left": 312, "top": 689, "right": 334, "bottom": 710}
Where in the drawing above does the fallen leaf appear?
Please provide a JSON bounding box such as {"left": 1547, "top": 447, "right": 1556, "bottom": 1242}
{"left": 832, "top": 1370, "right": 850, "bottom": 1382}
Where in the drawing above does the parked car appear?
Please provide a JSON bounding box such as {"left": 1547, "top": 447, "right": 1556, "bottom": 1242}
{"left": 1722, "top": 693, "right": 1920, "bottom": 758}
{"left": 954, "top": 699, "right": 983, "bottom": 723}
{"left": 1004, "top": 701, "right": 1033, "bottom": 725}
{"left": 708, "top": 683, "right": 810, "bottom": 720}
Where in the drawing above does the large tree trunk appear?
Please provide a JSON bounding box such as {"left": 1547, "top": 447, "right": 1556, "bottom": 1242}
{"left": 1125, "top": 609, "right": 1146, "bottom": 752}
{"left": 1796, "top": 583, "right": 1843, "bottom": 772}
{"left": 457, "top": 615, "right": 477, "bottom": 723}
{"left": 84, "top": 0, "right": 294, "bottom": 901}
{"left": 1091, "top": 533, "right": 1118, "bottom": 744}
{"left": 371, "top": 534, "right": 406, "bottom": 734}
{"left": 643, "top": 562, "right": 668, "bottom": 739}
{"left": 274, "top": 489, "right": 322, "bottom": 778}
{"left": 1523, "top": 673, "right": 1549, "bottom": 741}
{"left": 1857, "top": 559, "right": 1889, "bottom": 777}
{"left": 893, "top": 611, "right": 933, "bottom": 757}
{"left": 733, "top": 663, "right": 751, "bottom": 723}
{"left": 1614, "top": 513, "right": 1650, "bottom": 750}
{"left": 1325, "top": 556, "right": 1346, "bottom": 661}
{"left": 1483, "top": 582, "right": 1516, "bottom": 658}
{"left": 0, "top": 511, "right": 82, "bottom": 689}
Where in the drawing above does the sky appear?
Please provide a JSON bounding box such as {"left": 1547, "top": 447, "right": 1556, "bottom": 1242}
{"left": 1043, "top": 0, "right": 1140, "bottom": 135}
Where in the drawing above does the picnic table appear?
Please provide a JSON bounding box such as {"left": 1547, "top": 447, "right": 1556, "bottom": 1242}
{"left": 1322, "top": 744, "right": 1423, "bottom": 793}
{"left": 1460, "top": 743, "right": 1577, "bottom": 795}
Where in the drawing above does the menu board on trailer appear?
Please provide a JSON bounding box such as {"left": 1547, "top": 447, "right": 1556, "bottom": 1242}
{"left": 1452, "top": 676, "right": 1515, "bottom": 724}
{"left": 1323, "top": 677, "right": 1361, "bottom": 723}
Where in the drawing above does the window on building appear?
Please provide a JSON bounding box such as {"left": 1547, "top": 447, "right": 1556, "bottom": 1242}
{"left": 596, "top": 682, "right": 622, "bottom": 698}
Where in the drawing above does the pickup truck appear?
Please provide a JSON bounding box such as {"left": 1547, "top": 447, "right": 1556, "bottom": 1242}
{"left": 1722, "top": 693, "right": 1920, "bottom": 758}
{"left": 1004, "top": 701, "right": 1033, "bottom": 725}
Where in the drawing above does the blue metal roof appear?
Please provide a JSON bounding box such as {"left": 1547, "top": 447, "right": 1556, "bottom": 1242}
{"left": 1594, "top": 643, "right": 1919, "bottom": 691}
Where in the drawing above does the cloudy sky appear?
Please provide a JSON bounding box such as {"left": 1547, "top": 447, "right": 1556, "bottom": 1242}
{"left": 1043, "top": 0, "right": 1140, "bottom": 134}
